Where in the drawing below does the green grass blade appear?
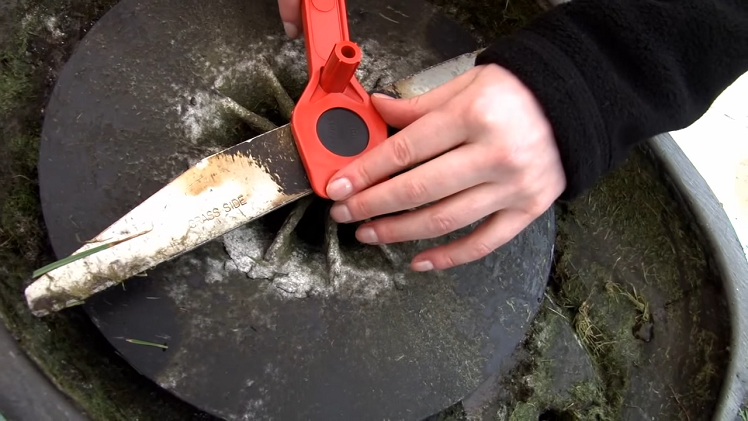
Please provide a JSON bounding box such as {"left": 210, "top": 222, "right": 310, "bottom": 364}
{"left": 32, "top": 243, "right": 113, "bottom": 279}
{"left": 31, "top": 229, "right": 152, "bottom": 279}
{"left": 125, "top": 338, "right": 168, "bottom": 349}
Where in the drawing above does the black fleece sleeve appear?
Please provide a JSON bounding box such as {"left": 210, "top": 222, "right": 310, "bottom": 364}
{"left": 475, "top": 0, "right": 748, "bottom": 201}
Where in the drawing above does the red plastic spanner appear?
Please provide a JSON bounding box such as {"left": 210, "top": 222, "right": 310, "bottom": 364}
{"left": 290, "top": 0, "right": 389, "bottom": 199}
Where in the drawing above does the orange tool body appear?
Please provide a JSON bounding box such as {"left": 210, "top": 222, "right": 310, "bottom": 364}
{"left": 291, "top": 0, "right": 389, "bottom": 198}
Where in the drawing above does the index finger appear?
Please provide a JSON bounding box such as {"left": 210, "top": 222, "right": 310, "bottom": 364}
{"left": 326, "top": 108, "right": 466, "bottom": 200}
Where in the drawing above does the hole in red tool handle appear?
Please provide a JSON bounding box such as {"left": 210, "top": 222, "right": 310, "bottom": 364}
{"left": 341, "top": 45, "right": 356, "bottom": 59}
{"left": 320, "top": 41, "right": 361, "bottom": 93}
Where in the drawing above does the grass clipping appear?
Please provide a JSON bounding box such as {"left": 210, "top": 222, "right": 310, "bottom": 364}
{"left": 536, "top": 145, "right": 726, "bottom": 420}
{"left": 487, "top": 145, "right": 729, "bottom": 421}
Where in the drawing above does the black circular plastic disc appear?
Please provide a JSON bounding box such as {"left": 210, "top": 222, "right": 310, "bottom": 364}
{"left": 317, "top": 108, "right": 369, "bottom": 157}
{"left": 38, "top": 0, "right": 555, "bottom": 420}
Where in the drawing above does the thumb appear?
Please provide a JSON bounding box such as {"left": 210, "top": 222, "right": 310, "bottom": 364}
{"left": 371, "top": 66, "right": 479, "bottom": 128}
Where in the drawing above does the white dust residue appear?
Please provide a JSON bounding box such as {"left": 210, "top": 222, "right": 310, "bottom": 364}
{"left": 203, "top": 256, "right": 237, "bottom": 284}
{"left": 222, "top": 224, "right": 328, "bottom": 299}
{"left": 44, "top": 16, "right": 64, "bottom": 40}
{"left": 191, "top": 314, "right": 219, "bottom": 340}
{"left": 221, "top": 223, "right": 404, "bottom": 301}
{"left": 263, "top": 362, "right": 285, "bottom": 383}
{"left": 273, "top": 38, "right": 308, "bottom": 80}
{"left": 155, "top": 368, "right": 188, "bottom": 390}
{"left": 167, "top": 42, "right": 266, "bottom": 144}
{"left": 268, "top": 248, "right": 327, "bottom": 298}
{"left": 21, "top": 7, "right": 41, "bottom": 33}
{"left": 21, "top": 10, "right": 65, "bottom": 41}
{"left": 172, "top": 89, "right": 224, "bottom": 144}
{"left": 240, "top": 396, "right": 268, "bottom": 421}
{"left": 222, "top": 223, "right": 269, "bottom": 273}
{"left": 213, "top": 55, "right": 260, "bottom": 90}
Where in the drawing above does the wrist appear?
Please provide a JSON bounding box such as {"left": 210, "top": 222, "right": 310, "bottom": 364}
{"left": 475, "top": 31, "right": 608, "bottom": 201}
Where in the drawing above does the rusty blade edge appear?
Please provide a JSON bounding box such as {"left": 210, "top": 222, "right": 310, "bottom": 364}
{"left": 24, "top": 50, "right": 480, "bottom": 317}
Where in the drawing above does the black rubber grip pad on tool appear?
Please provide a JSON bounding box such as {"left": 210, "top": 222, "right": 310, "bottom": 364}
{"left": 317, "top": 107, "right": 369, "bottom": 157}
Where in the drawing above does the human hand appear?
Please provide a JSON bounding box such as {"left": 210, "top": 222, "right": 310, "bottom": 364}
{"left": 277, "top": 0, "right": 302, "bottom": 39}
{"left": 324, "top": 63, "right": 567, "bottom": 272}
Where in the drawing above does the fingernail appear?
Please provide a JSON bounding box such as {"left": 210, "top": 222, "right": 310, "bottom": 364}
{"left": 372, "top": 93, "right": 394, "bottom": 100}
{"left": 330, "top": 204, "right": 352, "bottom": 223}
{"left": 357, "top": 227, "right": 378, "bottom": 244}
{"left": 413, "top": 260, "right": 434, "bottom": 272}
{"left": 327, "top": 177, "right": 353, "bottom": 200}
{"left": 283, "top": 22, "right": 298, "bottom": 39}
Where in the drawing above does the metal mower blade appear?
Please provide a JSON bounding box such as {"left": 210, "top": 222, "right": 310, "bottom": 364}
{"left": 25, "top": 125, "right": 310, "bottom": 316}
